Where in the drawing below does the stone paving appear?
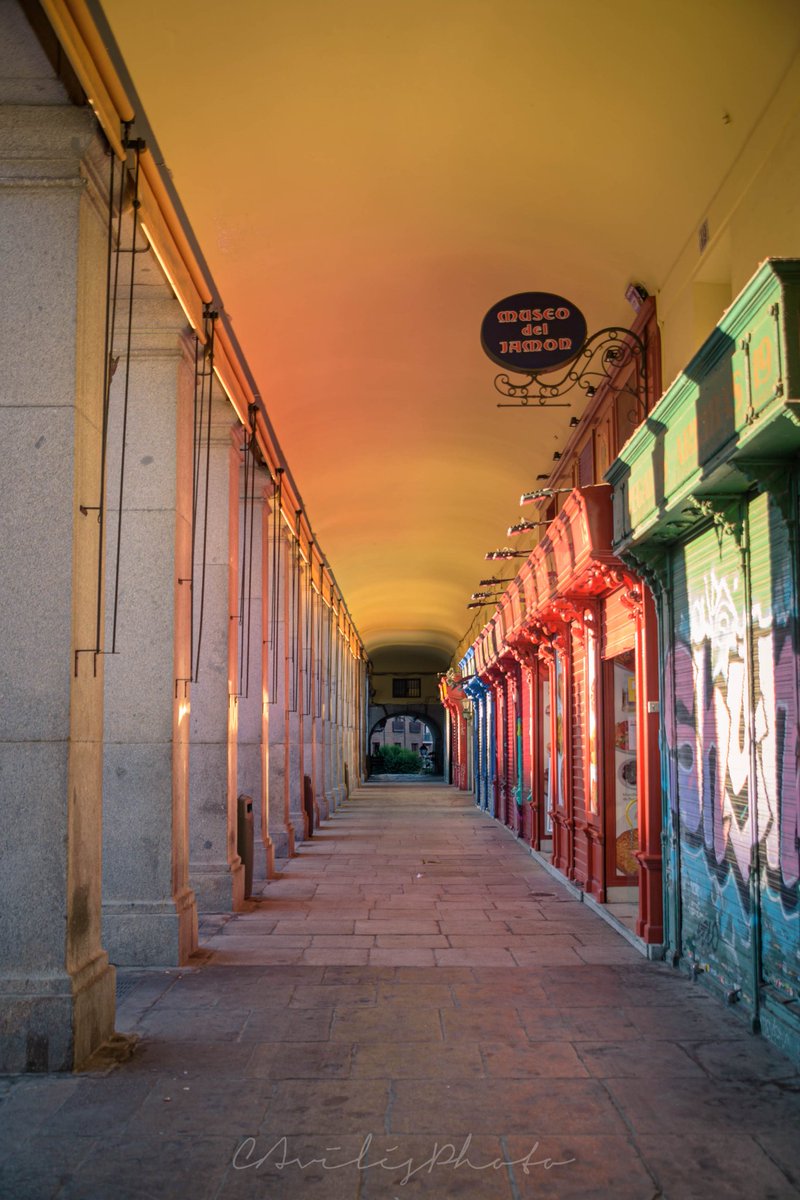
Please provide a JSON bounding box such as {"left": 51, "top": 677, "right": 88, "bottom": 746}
{"left": 2, "top": 783, "right": 800, "bottom": 1199}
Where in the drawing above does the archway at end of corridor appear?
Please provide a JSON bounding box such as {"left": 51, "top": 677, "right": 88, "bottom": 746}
{"left": 367, "top": 708, "right": 444, "bottom": 778}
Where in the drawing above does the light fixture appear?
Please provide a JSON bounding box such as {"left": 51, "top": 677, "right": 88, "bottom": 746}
{"left": 625, "top": 282, "right": 649, "bottom": 312}
{"left": 553, "top": 451, "right": 562, "bottom": 460}
{"left": 486, "top": 548, "right": 529, "bottom": 560}
{"left": 467, "top": 599, "right": 501, "bottom": 608}
{"left": 519, "top": 486, "right": 575, "bottom": 506}
{"left": 507, "top": 520, "right": 549, "bottom": 536}
{"left": 471, "top": 591, "right": 503, "bottom": 601}
{"left": 480, "top": 576, "right": 506, "bottom": 586}
{"left": 569, "top": 416, "right": 580, "bottom": 427}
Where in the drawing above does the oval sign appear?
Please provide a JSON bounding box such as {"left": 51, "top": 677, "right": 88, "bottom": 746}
{"left": 481, "top": 292, "right": 587, "bottom": 375}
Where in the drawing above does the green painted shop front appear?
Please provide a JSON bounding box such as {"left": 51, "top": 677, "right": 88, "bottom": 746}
{"left": 608, "top": 259, "right": 800, "bottom": 1058}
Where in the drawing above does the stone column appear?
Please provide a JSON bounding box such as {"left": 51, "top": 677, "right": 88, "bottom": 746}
{"left": 302, "top": 567, "right": 323, "bottom": 826}
{"left": 329, "top": 622, "right": 344, "bottom": 806}
{"left": 266, "top": 523, "right": 295, "bottom": 860}
{"left": 323, "top": 606, "right": 338, "bottom": 810}
{"left": 235, "top": 452, "right": 273, "bottom": 884}
{"left": 0, "top": 96, "right": 115, "bottom": 1069}
{"left": 257, "top": 483, "right": 276, "bottom": 878}
{"left": 286, "top": 538, "right": 306, "bottom": 843}
{"left": 188, "top": 405, "right": 244, "bottom": 911}
{"left": 102, "top": 288, "right": 198, "bottom": 965}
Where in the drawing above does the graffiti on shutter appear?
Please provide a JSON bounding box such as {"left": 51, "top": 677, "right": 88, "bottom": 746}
{"left": 748, "top": 490, "right": 799, "bottom": 1003}
{"left": 667, "top": 523, "right": 755, "bottom": 1004}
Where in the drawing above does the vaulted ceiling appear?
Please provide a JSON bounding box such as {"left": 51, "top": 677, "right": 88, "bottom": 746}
{"left": 97, "top": 0, "right": 800, "bottom": 664}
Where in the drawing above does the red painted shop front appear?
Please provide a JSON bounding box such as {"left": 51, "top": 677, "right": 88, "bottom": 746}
{"left": 480, "top": 485, "right": 663, "bottom": 945}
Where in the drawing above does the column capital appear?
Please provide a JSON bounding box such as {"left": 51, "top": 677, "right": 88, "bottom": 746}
{"left": 0, "top": 105, "right": 96, "bottom": 184}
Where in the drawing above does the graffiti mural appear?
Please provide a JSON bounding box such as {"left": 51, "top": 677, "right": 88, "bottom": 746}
{"left": 665, "top": 499, "right": 799, "bottom": 1004}
{"left": 667, "top": 565, "right": 798, "bottom": 911}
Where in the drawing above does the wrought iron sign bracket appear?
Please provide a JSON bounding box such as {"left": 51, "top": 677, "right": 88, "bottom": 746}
{"left": 494, "top": 326, "right": 648, "bottom": 410}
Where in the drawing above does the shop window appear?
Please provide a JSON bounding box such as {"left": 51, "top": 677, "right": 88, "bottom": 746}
{"left": 611, "top": 649, "right": 638, "bottom": 878}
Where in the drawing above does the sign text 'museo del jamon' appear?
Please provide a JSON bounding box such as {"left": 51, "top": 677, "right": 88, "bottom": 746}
{"left": 481, "top": 292, "right": 587, "bottom": 375}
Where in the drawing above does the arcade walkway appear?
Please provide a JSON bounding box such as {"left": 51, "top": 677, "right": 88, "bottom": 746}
{"left": 2, "top": 784, "right": 800, "bottom": 1200}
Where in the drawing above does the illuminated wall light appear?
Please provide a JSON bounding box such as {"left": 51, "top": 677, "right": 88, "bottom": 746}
{"left": 140, "top": 223, "right": 199, "bottom": 332}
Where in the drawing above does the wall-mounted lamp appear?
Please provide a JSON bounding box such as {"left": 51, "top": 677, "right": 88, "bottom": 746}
{"left": 467, "top": 599, "right": 501, "bottom": 608}
{"left": 519, "top": 486, "right": 575, "bottom": 506}
{"left": 569, "top": 416, "right": 580, "bottom": 427}
{"left": 553, "top": 451, "right": 562, "bottom": 461}
{"left": 507, "top": 520, "right": 549, "bottom": 536}
{"left": 479, "top": 576, "right": 506, "bottom": 586}
{"left": 625, "top": 282, "right": 649, "bottom": 313}
{"left": 486, "top": 548, "right": 528, "bottom": 560}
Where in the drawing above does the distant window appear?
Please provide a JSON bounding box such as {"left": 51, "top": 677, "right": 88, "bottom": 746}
{"left": 409, "top": 720, "right": 421, "bottom": 733}
{"left": 372, "top": 742, "right": 379, "bottom": 754}
{"left": 392, "top": 718, "right": 405, "bottom": 732}
{"left": 411, "top": 743, "right": 418, "bottom": 752}
{"left": 394, "top": 741, "right": 401, "bottom": 747}
{"left": 393, "top": 678, "right": 421, "bottom": 698}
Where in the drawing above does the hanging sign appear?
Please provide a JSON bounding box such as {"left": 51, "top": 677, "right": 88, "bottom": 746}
{"left": 481, "top": 291, "right": 587, "bottom": 375}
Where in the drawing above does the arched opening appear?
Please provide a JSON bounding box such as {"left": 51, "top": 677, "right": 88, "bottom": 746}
{"left": 368, "top": 710, "right": 442, "bottom": 777}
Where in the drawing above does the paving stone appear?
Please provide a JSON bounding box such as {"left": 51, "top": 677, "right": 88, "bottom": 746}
{"left": 368, "top": 947, "right": 437, "bottom": 966}
{"left": 441, "top": 1007, "right": 528, "bottom": 1045}
{"left": 351, "top": 1041, "right": 484, "bottom": 1079}
{"left": 59, "top": 1134, "right": 234, "bottom": 1200}
{"left": 503, "top": 1133, "right": 657, "bottom": 1200}
{"left": 0, "top": 1135, "right": 98, "bottom": 1200}
{"left": 480, "top": 1041, "right": 589, "bottom": 1079}
{"left": 358, "top": 1133, "right": 515, "bottom": 1198}
{"left": 376, "top": 982, "right": 455, "bottom": 1007}
{"left": 289, "top": 983, "right": 377, "bottom": 1009}
{"left": 331, "top": 1004, "right": 443, "bottom": 1043}
{"left": 606, "top": 1075, "right": 800, "bottom": 1134}
{"left": 261, "top": 1079, "right": 391, "bottom": 1133}
{"left": 218, "top": 1132, "right": 368, "bottom": 1198}
{"left": 245, "top": 1041, "right": 354, "bottom": 1079}
{"left": 636, "top": 1133, "right": 800, "bottom": 1199}
{"left": 574, "top": 1038, "right": 705, "bottom": 1078}
{"left": 239, "top": 1006, "right": 334, "bottom": 1042}
{"left": 389, "top": 1078, "right": 627, "bottom": 1136}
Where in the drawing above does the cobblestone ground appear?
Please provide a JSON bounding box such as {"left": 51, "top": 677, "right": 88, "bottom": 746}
{"left": 2, "top": 783, "right": 799, "bottom": 1199}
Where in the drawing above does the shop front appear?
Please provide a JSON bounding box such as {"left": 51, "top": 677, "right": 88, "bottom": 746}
{"left": 608, "top": 258, "right": 800, "bottom": 1052}
{"left": 466, "top": 485, "right": 664, "bottom": 946}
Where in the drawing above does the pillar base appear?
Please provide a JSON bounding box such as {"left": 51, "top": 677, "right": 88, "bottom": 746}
{"left": 190, "top": 861, "right": 245, "bottom": 913}
{"left": 102, "top": 888, "right": 198, "bottom": 966}
{"left": 0, "top": 952, "right": 115, "bottom": 1073}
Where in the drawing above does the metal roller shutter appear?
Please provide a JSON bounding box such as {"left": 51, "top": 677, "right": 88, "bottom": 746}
{"left": 670, "top": 518, "right": 756, "bottom": 1006}
{"left": 603, "top": 586, "right": 635, "bottom": 659}
{"left": 749, "top": 489, "right": 800, "bottom": 1005}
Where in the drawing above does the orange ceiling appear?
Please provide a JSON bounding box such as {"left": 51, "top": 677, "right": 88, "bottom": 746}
{"left": 99, "top": 0, "right": 800, "bottom": 661}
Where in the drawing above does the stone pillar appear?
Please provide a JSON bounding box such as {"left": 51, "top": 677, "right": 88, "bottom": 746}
{"left": 329, "top": 622, "right": 344, "bottom": 806}
{"left": 0, "top": 92, "right": 115, "bottom": 1069}
{"left": 286, "top": 537, "right": 306, "bottom": 843}
{"left": 235, "top": 452, "right": 273, "bottom": 883}
{"left": 302, "top": 566, "right": 323, "bottom": 827}
{"left": 256, "top": 483, "right": 276, "bottom": 878}
{"left": 323, "top": 606, "right": 338, "bottom": 810}
{"left": 189, "top": 405, "right": 244, "bottom": 911}
{"left": 266, "top": 523, "right": 294, "bottom": 860}
{"left": 102, "top": 288, "right": 198, "bottom": 965}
